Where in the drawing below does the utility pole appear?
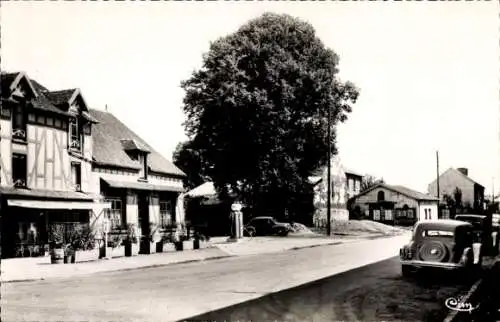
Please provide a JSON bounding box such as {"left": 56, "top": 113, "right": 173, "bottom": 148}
{"left": 436, "top": 151, "right": 440, "bottom": 201}
{"left": 326, "top": 104, "right": 332, "bottom": 236}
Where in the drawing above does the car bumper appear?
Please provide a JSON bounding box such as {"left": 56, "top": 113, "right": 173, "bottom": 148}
{"left": 401, "top": 260, "right": 465, "bottom": 270}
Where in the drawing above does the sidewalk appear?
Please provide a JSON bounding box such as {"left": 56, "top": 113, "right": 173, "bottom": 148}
{"left": 1, "top": 232, "right": 408, "bottom": 283}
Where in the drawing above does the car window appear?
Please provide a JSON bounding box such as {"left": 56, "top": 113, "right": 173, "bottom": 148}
{"left": 424, "top": 230, "right": 454, "bottom": 237}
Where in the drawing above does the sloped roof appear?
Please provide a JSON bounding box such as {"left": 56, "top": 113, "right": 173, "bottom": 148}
{"left": 359, "top": 183, "right": 439, "bottom": 201}
{"left": 45, "top": 89, "right": 75, "bottom": 106}
{"left": 89, "top": 109, "right": 185, "bottom": 177}
{"left": 1, "top": 72, "right": 18, "bottom": 97}
{"left": 429, "top": 168, "right": 484, "bottom": 189}
{"left": 450, "top": 168, "right": 484, "bottom": 188}
{"left": 120, "top": 139, "right": 151, "bottom": 153}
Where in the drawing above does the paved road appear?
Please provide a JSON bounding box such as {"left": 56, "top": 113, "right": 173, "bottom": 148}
{"left": 188, "top": 257, "right": 479, "bottom": 322}
{"left": 5, "top": 233, "right": 478, "bottom": 322}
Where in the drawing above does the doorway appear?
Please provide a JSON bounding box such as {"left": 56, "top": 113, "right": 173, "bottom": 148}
{"left": 138, "top": 193, "right": 150, "bottom": 254}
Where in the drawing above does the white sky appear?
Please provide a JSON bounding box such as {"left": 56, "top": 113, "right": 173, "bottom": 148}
{"left": 2, "top": 1, "right": 499, "bottom": 195}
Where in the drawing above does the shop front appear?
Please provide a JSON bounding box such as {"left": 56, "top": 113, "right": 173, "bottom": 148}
{"left": 0, "top": 188, "right": 109, "bottom": 259}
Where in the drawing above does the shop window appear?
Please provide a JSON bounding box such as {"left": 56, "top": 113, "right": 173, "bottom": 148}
{"left": 106, "top": 198, "right": 125, "bottom": 229}
{"left": 373, "top": 209, "right": 381, "bottom": 221}
{"left": 159, "top": 201, "right": 173, "bottom": 228}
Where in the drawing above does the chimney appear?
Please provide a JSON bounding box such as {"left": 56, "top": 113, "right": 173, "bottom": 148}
{"left": 457, "top": 167, "right": 469, "bottom": 176}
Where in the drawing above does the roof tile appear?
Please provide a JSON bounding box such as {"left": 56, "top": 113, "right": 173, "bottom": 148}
{"left": 89, "top": 109, "right": 185, "bottom": 177}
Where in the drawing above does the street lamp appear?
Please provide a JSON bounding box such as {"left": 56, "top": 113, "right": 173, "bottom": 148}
{"left": 326, "top": 103, "right": 332, "bottom": 236}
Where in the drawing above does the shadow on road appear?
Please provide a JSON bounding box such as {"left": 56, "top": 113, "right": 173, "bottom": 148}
{"left": 182, "top": 257, "right": 482, "bottom": 322}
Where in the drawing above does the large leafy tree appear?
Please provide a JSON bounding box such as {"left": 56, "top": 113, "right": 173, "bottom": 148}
{"left": 361, "top": 175, "right": 385, "bottom": 192}
{"left": 180, "top": 13, "right": 359, "bottom": 217}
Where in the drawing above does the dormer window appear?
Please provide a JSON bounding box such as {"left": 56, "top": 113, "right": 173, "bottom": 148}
{"left": 69, "top": 117, "right": 82, "bottom": 152}
{"left": 120, "top": 138, "right": 150, "bottom": 181}
{"left": 138, "top": 153, "right": 148, "bottom": 180}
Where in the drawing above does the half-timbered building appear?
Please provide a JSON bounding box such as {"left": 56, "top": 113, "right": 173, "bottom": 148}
{"left": 0, "top": 72, "right": 109, "bottom": 258}
{"left": 0, "top": 71, "right": 186, "bottom": 258}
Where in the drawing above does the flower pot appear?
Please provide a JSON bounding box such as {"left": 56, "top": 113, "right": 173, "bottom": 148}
{"left": 163, "top": 243, "right": 176, "bottom": 252}
{"left": 183, "top": 240, "right": 193, "bottom": 251}
{"left": 125, "top": 242, "right": 133, "bottom": 257}
{"left": 75, "top": 249, "right": 99, "bottom": 262}
{"left": 156, "top": 242, "right": 164, "bottom": 253}
{"left": 111, "top": 246, "right": 125, "bottom": 258}
{"left": 50, "top": 248, "right": 64, "bottom": 264}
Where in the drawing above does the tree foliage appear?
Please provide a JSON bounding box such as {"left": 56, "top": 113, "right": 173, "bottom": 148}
{"left": 172, "top": 140, "right": 208, "bottom": 190}
{"left": 361, "top": 175, "right": 385, "bottom": 192}
{"left": 179, "top": 13, "right": 359, "bottom": 217}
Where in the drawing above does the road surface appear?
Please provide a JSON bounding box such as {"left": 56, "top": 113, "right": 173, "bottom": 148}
{"left": 3, "top": 233, "right": 486, "bottom": 322}
{"left": 188, "top": 257, "right": 480, "bottom": 322}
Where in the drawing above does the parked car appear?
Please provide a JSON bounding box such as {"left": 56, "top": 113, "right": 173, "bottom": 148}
{"left": 455, "top": 214, "right": 497, "bottom": 256}
{"left": 399, "top": 219, "right": 480, "bottom": 277}
{"left": 244, "top": 216, "right": 292, "bottom": 237}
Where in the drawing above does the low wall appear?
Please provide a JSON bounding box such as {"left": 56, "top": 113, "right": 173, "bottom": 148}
{"left": 313, "top": 208, "right": 349, "bottom": 228}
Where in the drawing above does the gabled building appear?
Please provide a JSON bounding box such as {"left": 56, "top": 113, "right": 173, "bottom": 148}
{"left": 428, "top": 167, "right": 485, "bottom": 212}
{"left": 349, "top": 183, "right": 439, "bottom": 225}
{"left": 0, "top": 72, "right": 108, "bottom": 258}
{"left": 89, "top": 109, "right": 185, "bottom": 254}
{"left": 309, "top": 156, "right": 364, "bottom": 226}
{"left": 0, "top": 71, "right": 185, "bottom": 258}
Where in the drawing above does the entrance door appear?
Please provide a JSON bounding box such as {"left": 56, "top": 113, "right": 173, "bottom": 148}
{"left": 138, "top": 194, "right": 150, "bottom": 254}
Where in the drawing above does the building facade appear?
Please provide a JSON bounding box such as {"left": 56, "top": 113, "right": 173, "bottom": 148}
{"left": 310, "top": 156, "right": 363, "bottom": 226}
{"left": 0, "top": 72, "right": 185, "bottom": 258}
{"left": 428, "top": 167, "right": 485, "bottom": 212}
{"left": 349, "top": 183, "right": 439, "bottom": 225}
{"left": 88, "top": 109, "right": 185, "bottom": 254}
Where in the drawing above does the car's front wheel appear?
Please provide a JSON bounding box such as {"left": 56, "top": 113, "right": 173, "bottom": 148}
{"left": 245, "top": 226, "right": 256, "bottom": 237}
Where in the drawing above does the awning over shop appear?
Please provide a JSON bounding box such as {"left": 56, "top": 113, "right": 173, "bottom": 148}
{"left": 101, "top": 179, "right": 184, "bottom": 193}
{"left": 186, "top": 182, "right": 216, "bottom": 198}
{"left": 7, "top": 199, "right": 111, "bottom": 210}
{"left": 0, "top": 186, "right": 96, "bottom": 201}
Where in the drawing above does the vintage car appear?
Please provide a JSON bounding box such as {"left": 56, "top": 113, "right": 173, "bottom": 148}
{"left": 399, "top": 219, "right": 480, "bottom": 276}
{"left": 455, "top": 214, "right": 497, "bottom": 256}
{"left": 244, "top": 216, "right": 292, "bottom": 237}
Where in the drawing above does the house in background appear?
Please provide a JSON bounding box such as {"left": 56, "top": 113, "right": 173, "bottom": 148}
{"left": 348, "top": 183, "right": 439, "bottom": 225}
{"left": 0, "top": 72, "right": 109, "bottom": 258}
{"left": 310, "top": 156, "right": 364, "bottom": 226}
{"left": 345, "top": 169, "right": 363, "bottom": 200}
{"left": 88, "top": 109, "right": 186, "bottom": 254}
{"left": 428, "top": 167, "right": 485, "bottom": 213}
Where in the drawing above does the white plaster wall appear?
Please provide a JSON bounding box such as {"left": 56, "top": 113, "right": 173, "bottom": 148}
{"left": 418, "top": 203, "right": 439, "bottom": 221}
{"left": 0, "top": 119, "right": 12, "bottom": 186}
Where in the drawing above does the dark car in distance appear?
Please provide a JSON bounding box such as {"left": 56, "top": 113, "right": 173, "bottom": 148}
{"left": 400, "top": 220, "right": 480, "bottom": 277}
{"left": 454, "top": 214, "right": 498, "bottom": 256}
{"left": 244, "top": 216, "right": 292, "bottom": 237}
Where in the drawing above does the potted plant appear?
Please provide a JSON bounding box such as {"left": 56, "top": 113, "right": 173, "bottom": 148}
{"left": 48, "top": 225, "right": 65, "bottom": 264}
{"left": 193, "top": 230, "right": 210, "bottom": 250}
{"left": 173, "top": 228, "right": 184, "bottom": 251}
{"left": 72, "top": 225, "right": 98, "bottom": 263}
{"left": 109, "top": 234, "right": 125, "bottom": 258}
{"left": 124, "top": 224, "right": 138, "bottom": 257}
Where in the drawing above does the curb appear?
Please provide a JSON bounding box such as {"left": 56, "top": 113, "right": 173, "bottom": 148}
{"left": 2, "top": 233, "right": 405, "bottom": 284}
{"left": 290, "top": 241, "right": 342, "bottom": 250}
{"left": 1, "top": 255, "right": 236, "bottom": 284}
